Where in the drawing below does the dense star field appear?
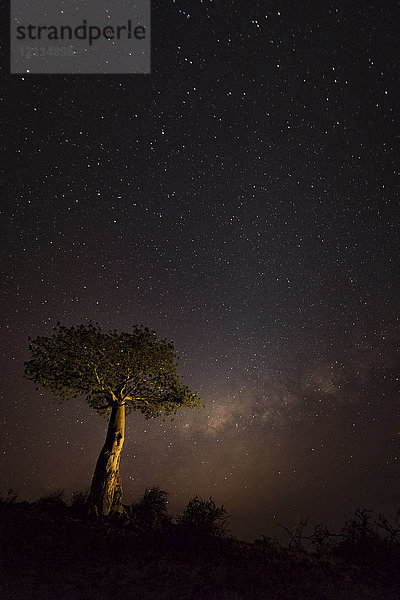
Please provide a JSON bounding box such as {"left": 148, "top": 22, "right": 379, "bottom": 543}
{"left": 1, "top": 1, "right": 399, "bottom": 541}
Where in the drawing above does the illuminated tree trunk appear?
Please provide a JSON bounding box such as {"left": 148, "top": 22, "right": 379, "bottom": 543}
{"left": 88, "top": 403, "right": 125, "bottom": 516}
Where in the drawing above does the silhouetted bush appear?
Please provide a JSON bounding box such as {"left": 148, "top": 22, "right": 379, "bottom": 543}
{"left": 1, "top": 491, "right": 400, "bottom": 600}
{"left": 254, "top": 535, "right": 281, "bottom": 558}
{"left": 334, "top": 508, "right": 399, "bottom": 566}
{"left": 0, "top": 489, "right": 18, "bottom": 504}
{"left": 308, "top": 523, "right": 338, "bottom": 557}
{"left": 278, "top": 517, "right": 310, "bottom": 555}
{"left": 36, "top": 488, "right": 67, "bottom": 508}
{"left": 377, "top": 510, "right": 400, "bottom": 543}
{"left": 70, "top": 489, "right": 89, "bottom": 507}
{"left": 68, "top": 489, "right": 90, "bottom": 517}
{"left": 177, "top": 495, "right": 230, "bottom": 539}
{"left": 130, "top": 487, "right": 171, "bottom": 532}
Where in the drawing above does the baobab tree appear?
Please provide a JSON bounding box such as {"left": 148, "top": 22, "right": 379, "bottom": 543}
{"left": 24, "top": 322, "right": 201, "bottom": 516}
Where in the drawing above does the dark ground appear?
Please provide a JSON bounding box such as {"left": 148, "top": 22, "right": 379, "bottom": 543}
{"left": 1, "top": 497, "right": 400, "bottom": 600}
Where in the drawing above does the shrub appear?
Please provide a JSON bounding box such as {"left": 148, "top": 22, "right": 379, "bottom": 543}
{"left": 0, "top": 489, "right": 18, "bottom": 504}
{"left": 131, "top": 487, "right": 171, "bottom": 532}
{"left": 70, "top": 489, "right": 89, "bottom": 508}
{"left": 37, "top": 489, "right": 66, "bottom": 508}
{"left": 177, "top": 495, "right": 230, "bottom": 538}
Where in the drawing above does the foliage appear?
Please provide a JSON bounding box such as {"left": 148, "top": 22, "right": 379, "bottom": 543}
{"left": 24, "top": 322, "right": 201, "bottom": 418}
{"left": 131, "top": 487, "right": 171, "bottom": 532}
{"left": 70, "top": 489, "right": 89, "bottom": 508}
{"left": 377, "top": 510, "right": 400, "bottom": 543}
{"left": 177, "top": 495, "right": 230, "bottom": 538}
{"left": 0, "top": 489, "right": 18, "bottom": 504}
{"left": 37, "top": 489, "right": 66, "bottom": 507}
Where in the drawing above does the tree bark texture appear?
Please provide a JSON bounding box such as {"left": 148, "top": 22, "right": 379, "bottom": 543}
{"left": 88, "top": 403, "right": 125, "bottom": 515}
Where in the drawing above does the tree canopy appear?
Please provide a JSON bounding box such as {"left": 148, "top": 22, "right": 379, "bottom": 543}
{"left": 24, "top": 322, "right": 201, "bottom": 418}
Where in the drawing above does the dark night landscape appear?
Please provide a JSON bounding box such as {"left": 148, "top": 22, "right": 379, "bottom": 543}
{"left": 1, "top": 1, "right": 399, "bottom": 598}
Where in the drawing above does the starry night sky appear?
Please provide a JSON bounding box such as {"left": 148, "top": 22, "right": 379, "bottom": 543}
{"left": 1, "top": 1, "right": 399, "bottom": 541}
